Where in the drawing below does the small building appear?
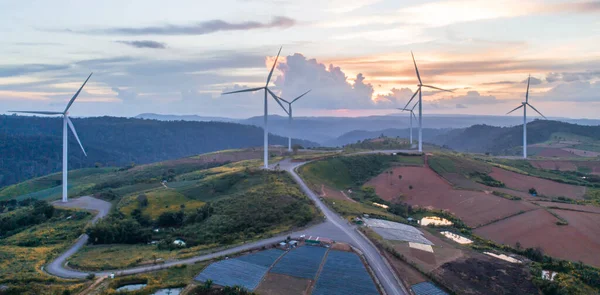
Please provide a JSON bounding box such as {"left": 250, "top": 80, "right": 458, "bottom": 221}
{"left": 289, "top": 240, "right": 298, "bottom": 246}
{"left": 407, "top": 217, "right": 415, "bottom": 223}
{"left": 173, "top": 239, "right": 186, "bottom": 247}
{"left": 279, "top": 242, "right": 287, "bottom": 247}
{"left": 353, "top": 217, "right": 364, "bottom": 225}
{"left": 542, "top": 270, "right": 558, "bottom": 281}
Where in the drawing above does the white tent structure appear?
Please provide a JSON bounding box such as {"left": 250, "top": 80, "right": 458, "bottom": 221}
{"left": 11, "top": 73, "right": 92, "bottom": 202}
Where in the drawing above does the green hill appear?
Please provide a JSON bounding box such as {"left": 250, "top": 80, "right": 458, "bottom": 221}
{"left": 432, "top": 120, "right": 600, "bottom": 156}
{"left": 0, "top": 115, "right": 318, "bottom": 188}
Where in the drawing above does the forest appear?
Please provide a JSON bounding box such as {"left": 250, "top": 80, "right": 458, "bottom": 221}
{"left": 0, "top": 115, "right": 317, "bottom": 188}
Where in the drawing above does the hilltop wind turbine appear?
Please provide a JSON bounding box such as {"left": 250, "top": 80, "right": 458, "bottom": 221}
{"left": 506, "top": 75, "right": 547, "bottom": 159}
{"left": 402, "top": 52, "right": 453, "bottom": 152}
{"left": 10, "top": 73, "right": 92, "bottom": 203}
{"left": 223, "top": 47, "right": 282, "bottom": 169}
{"left": 398, "top": 100, "right": 418, "bottom": 145}
{"left": 268, "top": 90, "right": 311, "bottom": 152}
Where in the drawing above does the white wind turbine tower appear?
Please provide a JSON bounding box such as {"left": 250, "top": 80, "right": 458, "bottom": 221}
{"left": 398, "top": 100, "right": 418, "bottom": 145}
{"left": 506, "top": 75, "right": 547, "bottom": 159}
{"left": 402, "top": 52, "right": 453, "bottom": 152}
{"left": 11, "top": 73, "right": 92, "bottom": 203}
{"left": 268, "top": 90, "right": 311, "bottom": 152}
{"left": 222, "top": 47, "right": 282, "bottom": 169}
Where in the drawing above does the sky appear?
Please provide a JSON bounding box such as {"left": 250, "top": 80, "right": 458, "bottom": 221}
{"left": 0, "top": 0, "right": 599, "bottom": 119}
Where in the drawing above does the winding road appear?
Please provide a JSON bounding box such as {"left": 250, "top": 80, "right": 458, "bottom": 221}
{"left": 46, "top": 154, "right": 411, "bottom": 295}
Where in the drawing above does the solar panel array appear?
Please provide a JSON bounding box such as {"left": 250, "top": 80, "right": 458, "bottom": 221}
{"left": 411, "top": 282, "right": 448, "bottom": 295}
{"left": 312, "top": 250, "right": 379, "bottom": 295}
{"left": 270, "top": 246, "right": 327, "bottom": 279}
{"left": 194, "top": 249, "right": 284, "bottom": 291}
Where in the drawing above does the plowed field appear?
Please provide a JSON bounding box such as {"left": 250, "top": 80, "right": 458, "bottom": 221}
{"left": 489, "top": 167, "right": 586, "bottom": 199}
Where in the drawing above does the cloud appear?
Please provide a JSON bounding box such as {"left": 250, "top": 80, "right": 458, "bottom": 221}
{"left": 69, "top": 17, "right": 295, "bottom": 36}
{"left": 0, "top": 64, "right": 70, "bottom": 78}
{"left": 375, "top": 87, "right": 415, "bottom": 108}
{"left": 546, "top": 71, "right": 600, "bottom": 83}
{"left": 523, "top": 76, "right": 542, "bottom": 85}
{"left": 273, "top": 53, "right": 375, "bottom": 109}
{"left": 481, "top": 81, "right": 517, "bottom": 85}
{"left": 115, "top": 40, "right": 166, "bottom": 49}
{"left": 541, "top": 81, "right": 600, "bottom": 102}
{"left": 111, "top": 87, "right": 138, "bottom": 100}
{"left": 432, "top": 91, "right": 501, "bottom": 106}
{"left": 456, "top": 103, "right": 468, "bottom": 109}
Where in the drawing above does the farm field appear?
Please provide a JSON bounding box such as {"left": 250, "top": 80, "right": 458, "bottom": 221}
{"left": 489, "top": 167, "right": 587, "bottom": 199}
{"left": 194, "top": 245, "right": 380, "bottom": 294}
{"left": 118, "top": 189, "right": 206, "bottom": 219}
{"left": 364, "top": 220, "right": 538, "bottom": 295}
{"left": 366, "top": 166, "right": 537, "bottom": 227}
{"left": 474, "top": 209, "right": 600, "bottom": 267}
{"left": 530, "top": 159, "right": 600, "bottom": 175}
{"left": 533, "top": 201, "right": 600, "bottom": 214}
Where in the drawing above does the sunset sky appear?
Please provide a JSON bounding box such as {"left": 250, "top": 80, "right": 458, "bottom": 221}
{"left": 1, "top": 0, "right": 599, "bottom": 118}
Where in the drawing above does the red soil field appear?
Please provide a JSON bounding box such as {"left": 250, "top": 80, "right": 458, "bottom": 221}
{"left": 534, "top": 201, "right": 600, "bottom": 214}
{"left": 489, "top": 167, "right": 586, "bottom": 199}
{"left": 320, "top": 185, "right": 356, "bottom": 203}
{"left": 536, "top": 148, "right": 580, "bottom": 158}
{"left": 474, "top": 209, "right": 600, "bottom": 267}
{"left": 366, "top": 167, "right": 537, "bottom": 227}
{"left": 529, "top": 160, "right": 577, "bottom": 172}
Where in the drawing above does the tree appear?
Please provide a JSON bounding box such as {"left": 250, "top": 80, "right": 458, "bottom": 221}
{"left": 529, "top": 188, "right": 538, "bottom": 195}
{"left": 137, "top": 194, "right": 149, "bottom": 207}
{"left": 292, "top": 144, "right": 302, "bottom": 154}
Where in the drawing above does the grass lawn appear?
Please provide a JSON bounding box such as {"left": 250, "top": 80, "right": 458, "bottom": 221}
{"left": 395, "top": 155, "right": 424, "bottom": 165}
{"left": 68, "top": 243, "right": 218, "bottom": 271}
{"left": 118, "top": 189, "right": 206, "bottom": 219}
{"left": 0, "top": 208, "right": 92, "bottom": 294}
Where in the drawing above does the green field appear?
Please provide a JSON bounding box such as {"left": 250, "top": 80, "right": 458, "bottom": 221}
{"left": 119, "top": 189, "right": 206, "bottom": 219}
{"left": 0, "top": 207, "right": 92, "bottom": 294}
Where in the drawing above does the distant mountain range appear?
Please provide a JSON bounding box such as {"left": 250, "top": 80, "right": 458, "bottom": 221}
{"left": 0, "top": 115, "right": 317, "bottom": 188}
{"left": 137, "top": 113, "right": 600, "bottom": 145}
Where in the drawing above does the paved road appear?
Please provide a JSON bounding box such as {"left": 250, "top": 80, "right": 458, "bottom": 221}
{"left": 46, "top": 152, "right": 410, "bottom": 295}
{"left": 48, "top": 196, "right": 112, "bottom": 278}
{"left": 280, "top": 158, "right": 408, "bottom": 295}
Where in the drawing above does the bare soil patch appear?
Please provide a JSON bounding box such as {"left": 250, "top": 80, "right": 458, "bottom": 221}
{"left": 530, "top": 160, "right": 577, "bottom": 172}
{"left": 474, "top": 209, "right": 600, "bottom": 267}
{"left": 534, "top": 201, "right": 600, "bottom": 214}
{"left": 320, "top": 185, "right": 355, "bottom": 203}
{"left": 367, "top": 166, "right": 537, "bottom": 227}
{"left": 536, "top": 148, "right": 580, "bottom": 158}
{"left": 382, "top": 251, "right": 428, "bottom": 287}
{"left": 255, "top": 273, "right": 311, "bottom": 295}
{"left": 433, "top": 254, "right": 539, "bottom": 295}
{"left": 392, "top": 230, "right": 464, "bottom": 273}
{"left": 489, "top": 167, "right": 586, "bottom": 199}
{"left": 442, "top": 173, "right": 534, "bottom": 200}
{"left": 330, "top": 243, "right": 352, "bottom": 252}
{"left": 562, "top": 148, "right": 600, "bottom": 158}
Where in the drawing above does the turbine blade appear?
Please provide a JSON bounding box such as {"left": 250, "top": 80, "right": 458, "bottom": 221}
{"left": 527, "top": 103, "right": 547, "bottom": 119}
{"left": 506, "top": 104, "right": 524, "bottom": 115}
{"left": 266, "top": 88, "right": 289, "bottom": 103}
{"left": 411, "top": 99, "right": 419, "bottom": 111}
{"left": 10, "top": 111, "right": 62, "bottom": 115}
{"left": 267, "top": 89, "right": 289, "bottom": 115}
{"left": 65, "top": 73, "right": 93, "bottom": 113}
{"left": 411, "top": 51, "right": 422, "bottom": 85}
{"left": 402, "top": 88, "right": 420, "bottom": 110}
{"left": 266, "top": 46, "right": 282, "bottom": 87}
{"left": 222, "top": 87, "right": 264, "bottom": 95}
{"left": 422, "top": 85, "right": 453, "bottom": 92}
{"left": 66, "top": 117, "right": 87, "bottom": 156}
{"left": 526, "top": 75, "right": 531, "bottom": 103}
{"left": 412, "top": 111, "right": 417, "bottom": 121}
{"left": 291, "top": 90, "right": 311, "bottom": 104}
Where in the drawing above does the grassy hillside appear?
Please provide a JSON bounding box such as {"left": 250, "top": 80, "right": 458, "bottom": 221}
{"left": 0, "top": 149, "right": 278, "bottom": 201}
{"left": 343, "top": 136, "right": 412, "bottom": 151}
{"left": 0, "top": 115, "right": 318, "bottom": 188}
{"left": 432, "top": 120, "right": 600, "bottom": 155}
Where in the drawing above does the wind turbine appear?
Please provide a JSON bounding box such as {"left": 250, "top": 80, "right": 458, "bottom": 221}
{"left": 398, "top": 100, "right": 418, "bottom": 145}
{"left": 222, "top": 47, "right": 282, "bottom": 169}
{"left": 10, "top": 73, "right": 92, "bottom": 203}
{"left": 402, "top": 51, "right": 453, "bottom": 152}
{"left": 268, "top": 90, "right": 311, "bottom": 152}
{"left": 506, "top": 75, "right": 547, "bottom": 159}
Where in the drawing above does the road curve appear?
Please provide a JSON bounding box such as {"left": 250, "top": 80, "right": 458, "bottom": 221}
{"left": 46, "top": 153, "right": 410, "bottom": 295}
